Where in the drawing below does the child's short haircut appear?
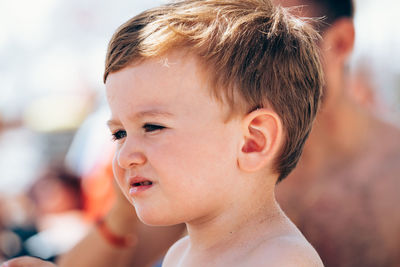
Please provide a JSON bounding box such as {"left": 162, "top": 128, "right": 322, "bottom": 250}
{"left": 104, "top": 0, "right": 323, "bottom": 182}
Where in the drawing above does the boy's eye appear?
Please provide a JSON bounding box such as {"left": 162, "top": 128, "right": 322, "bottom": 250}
{"left": 143, "top": 123, "right": 165, "bottom": 133}
{"left": 112, "top": 130, "right": 127, "bottom": 141}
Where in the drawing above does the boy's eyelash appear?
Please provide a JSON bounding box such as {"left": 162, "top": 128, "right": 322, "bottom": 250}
{"left": 110, "top": 124, "right": 165, "bottom": 141}
{"left": 111, "top": 130, "right": 127, "bottom": 141}
{"left": 143, "top": 123, "right": 166, "bottom": 132}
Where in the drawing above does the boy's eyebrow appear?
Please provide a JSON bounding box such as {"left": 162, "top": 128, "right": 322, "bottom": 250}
{"left": 107, "top": 109, "right": 174, "bottom": 127}
{"left": 134, "top": 109, "right": 174, "bottom": 119}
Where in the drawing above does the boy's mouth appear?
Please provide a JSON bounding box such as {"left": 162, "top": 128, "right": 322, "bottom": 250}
{"left": 129, "top": 177, "right": 154, "bottom": 195}
{"left": 132, "top": 181, "right": 153, "bottom": 187}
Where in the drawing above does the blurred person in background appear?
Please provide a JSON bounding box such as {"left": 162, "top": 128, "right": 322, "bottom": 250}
{"left": 28, "top": 167, "right": 83, "bottom": 218}
{"left": 0, "top": 194, "right": 37, "bottom": 262}
{"left": 0, "top": 165, "right": 87, "bottom": 264}
{"left": 275, "top": 0, "right": 400, "bottom": 266}
{"left": 3, "top": 0, "right": 400, "bottom": 267}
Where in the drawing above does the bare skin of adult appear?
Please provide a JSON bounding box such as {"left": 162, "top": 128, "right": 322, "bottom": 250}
{"left": 3, "top": 188, "right": 184, "bottom": 267}
{"left": 2, "top": 184, "right": 184, "bottom": 267}
{"left": 58, "top": 182, "right": 184, "bottom": 267}
{"left": 275, "top": 1, "right": 400, "bottom": 266}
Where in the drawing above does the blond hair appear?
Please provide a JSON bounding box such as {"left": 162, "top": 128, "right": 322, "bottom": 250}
{"left": 104, "top": 0, "right": 323, "bottom": 182}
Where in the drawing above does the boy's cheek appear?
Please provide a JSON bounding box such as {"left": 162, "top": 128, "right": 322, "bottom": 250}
{"left": 112, "top": 158, "right": 126, "bottom": 187}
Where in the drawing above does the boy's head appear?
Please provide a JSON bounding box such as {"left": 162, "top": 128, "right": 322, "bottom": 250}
{"left": 104, "top": 0, "right": 323, "bottom": 182}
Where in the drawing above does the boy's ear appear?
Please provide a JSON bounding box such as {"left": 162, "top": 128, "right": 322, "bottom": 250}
{"left": 237, "top": 109, "right": 283, "bottom": 173}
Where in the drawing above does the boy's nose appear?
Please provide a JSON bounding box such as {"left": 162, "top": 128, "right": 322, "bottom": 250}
{"left": 117, "top": 142, "right": 147, "bottom": 169}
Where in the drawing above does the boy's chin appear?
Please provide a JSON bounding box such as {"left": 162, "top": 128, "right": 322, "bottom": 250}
{"left": 135, "top": 206, "right": 182, "bottom": 226}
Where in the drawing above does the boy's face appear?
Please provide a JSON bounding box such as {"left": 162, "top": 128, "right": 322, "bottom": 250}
{"left": 106, "top": 52, "right": 243, "bottom": 225}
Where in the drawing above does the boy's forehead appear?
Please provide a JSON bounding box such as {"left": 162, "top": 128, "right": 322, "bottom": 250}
{"left": 106, "top": 51, "right": 197, "bottom": 82}
{"left": 105, "top": 51, "right": 212, "bottom": 98}
{"left": 105, "top": 51, "right": 230, "bottom": 112}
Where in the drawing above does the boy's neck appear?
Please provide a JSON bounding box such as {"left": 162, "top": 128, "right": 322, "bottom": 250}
{"left": 184, "top": 183, "right": 286, "bottom": 254}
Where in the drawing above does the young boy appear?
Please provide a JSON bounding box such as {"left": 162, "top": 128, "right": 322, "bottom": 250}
{"left": 104, "top": 0, "right": 323, "bottom": 266}
{"left": 1, "top": 0, "right": 323, "bottom": 266}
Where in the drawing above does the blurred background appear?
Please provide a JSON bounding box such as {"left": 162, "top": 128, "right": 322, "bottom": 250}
{"left": 0, "top": 0, "right": 399, "bottom": 263}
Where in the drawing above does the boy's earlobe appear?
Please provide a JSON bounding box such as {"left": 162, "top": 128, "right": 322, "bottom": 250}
{"left": 238, "top": 109, "right": 283, "bottom": 173}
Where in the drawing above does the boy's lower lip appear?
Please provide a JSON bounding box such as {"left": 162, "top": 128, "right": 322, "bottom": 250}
{"left": 129, "top": 184, "right": 153, "bottom": 196}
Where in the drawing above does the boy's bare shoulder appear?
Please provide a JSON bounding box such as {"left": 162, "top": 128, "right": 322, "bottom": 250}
{"left": 248, "top": 234, "right": 324, "bottom": 267}
{"left": 162, "top": 235, "right": 190, "bottom": 267}
{"left": 162, "top": 234, "right": 323, "bottom": 267}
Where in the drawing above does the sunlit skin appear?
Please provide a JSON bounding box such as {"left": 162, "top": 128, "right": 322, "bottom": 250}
{"left": 105, "top": 51, "right": 323, "bottom": 266}
{"left": 105, "top": 53, "right": 247, "bottom": 227}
